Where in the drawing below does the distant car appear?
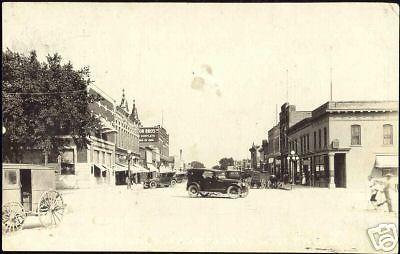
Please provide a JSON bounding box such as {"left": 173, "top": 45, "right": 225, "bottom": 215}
{"left": 143, "top": 172, "right": 177, "bottom": 189}
{"left": 225, "top": 170, "right": 252, "bottom": 183}
{"left": 175, "top": 172, "right": 187, "bottom": 183}
{"left": 249, "top": 170, "right": 268, "bottom": 188}
{"left": 186, "top": 168, "right": 249, "bottom": 199}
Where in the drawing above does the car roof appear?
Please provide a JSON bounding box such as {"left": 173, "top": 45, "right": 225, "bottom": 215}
{"left": 189, "top": 168, "right": 222, "bottom": 173}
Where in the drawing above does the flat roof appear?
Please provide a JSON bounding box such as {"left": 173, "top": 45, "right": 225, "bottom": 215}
{"left": 2, "top": 163, "right": 55, "bottom": 171}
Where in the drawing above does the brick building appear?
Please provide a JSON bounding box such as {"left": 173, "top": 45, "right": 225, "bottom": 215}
{"left": 285, "top": 101, "right": 398, "bottom": 189}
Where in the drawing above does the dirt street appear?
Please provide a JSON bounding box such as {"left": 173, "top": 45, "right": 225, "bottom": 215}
{"left": 2, "top": 183, "right": 398, "bottom": 252}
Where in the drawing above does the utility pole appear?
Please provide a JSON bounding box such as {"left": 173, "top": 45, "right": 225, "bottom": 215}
{"left": 275, "top": 104, "right": 278, "bottom": 125}
{"left": 329, "top": 45, "right": 333, "bottom": 102}
{"left": 330, "top": 67, "right": 333, "bottom": 101}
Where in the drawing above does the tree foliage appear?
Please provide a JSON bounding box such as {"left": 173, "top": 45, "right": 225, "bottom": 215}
{"left": 211, "top": 165, "right": 220, "bottom": 170}
{"left": 189, "top": 161, "right": 205, "bottom": 168}
{"left": 2, "top": 49, "right": 100, "bottom": 162}
{"left": 218, "top": 157, "right": 234, "bottom": 170}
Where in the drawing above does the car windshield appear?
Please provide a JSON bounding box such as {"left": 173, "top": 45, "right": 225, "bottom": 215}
{"left": 202, "top": 171, "right": 214, "bottom": 179}
{"left": 216, "top": 172, "right": 226, "bottom": 179}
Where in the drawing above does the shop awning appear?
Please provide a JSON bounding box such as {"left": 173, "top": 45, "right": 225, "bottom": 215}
{"left": 94, "top": 164, "right": 107, "bottom": 172}
{"left": 375, "top": 155, "right": 398, "bottom": 168}
{"left": 148, "top": 164, "right": 158, "bottom": 172}
{"left": 133, "top": 164, "right": 149, "bottom": 173}
{"left": 114, "top": 163, "right": 128, "bottom": 172}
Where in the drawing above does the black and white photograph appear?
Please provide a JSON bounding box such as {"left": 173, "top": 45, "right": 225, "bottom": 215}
{"left": 1, "top": 2, "right": 399, "bottom": 253}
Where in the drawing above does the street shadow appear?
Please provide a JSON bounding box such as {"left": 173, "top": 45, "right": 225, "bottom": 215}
{"left": 171, "top": 195, "right": 235, "bottom": 199}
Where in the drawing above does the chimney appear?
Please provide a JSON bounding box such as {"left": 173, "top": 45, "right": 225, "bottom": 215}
{"left": 179, "top": 149, "right": 182, "bottom": 160}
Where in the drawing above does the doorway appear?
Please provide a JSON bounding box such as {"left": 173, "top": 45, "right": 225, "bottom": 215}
{"left": 334, "top": 153, "right": 346, "bottom": 188}
{"left": 20, "top": 169, "right": 32, "bottom": 211}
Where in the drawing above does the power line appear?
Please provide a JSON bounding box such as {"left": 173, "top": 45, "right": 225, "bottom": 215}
{"left": 3, "top": 89, "right": 87, "bottom": 96}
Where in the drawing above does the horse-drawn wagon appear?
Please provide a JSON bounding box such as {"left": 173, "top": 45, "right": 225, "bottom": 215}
{"left": 2, "top": 163, "right": 65, "bottom": 233}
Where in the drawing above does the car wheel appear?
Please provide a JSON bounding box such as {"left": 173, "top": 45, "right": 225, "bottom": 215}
{"left": 188, "top": 185, "right": 199, "bottom": 197}
{"left": 170, "top": 179, "right": 177, "bottom": 187}
{"left": 149, "top": 181, "right": 157, "bottom": 189}
{"left": 227, "top": 185, "right": 241, "bottom": 199}
{"left": 143, "top": 182, "right": 149, "bottom": 189}
{"left": 240, "top": 186, "right": 249, "bottom": 198}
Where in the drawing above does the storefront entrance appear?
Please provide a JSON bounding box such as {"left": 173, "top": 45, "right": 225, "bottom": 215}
{"left": 334, "top": 153, "right": 346, "bottom": 188}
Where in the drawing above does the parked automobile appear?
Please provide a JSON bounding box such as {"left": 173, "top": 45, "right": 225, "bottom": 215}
{"left": 225, "top": 170, "right": 252, "bottom": 184}
{"left": 175, "top": 172, "right": 187, "bottom": 183}
{"left": 143, "top": 171, "right": 177, "bottom": 189}
{"left": 186, "top": 168, "right": 249, "bottom": 199}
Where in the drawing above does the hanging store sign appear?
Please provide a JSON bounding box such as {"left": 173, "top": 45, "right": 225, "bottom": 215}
{"left": 139, "top": 128, "right": 159, "bottom": 142}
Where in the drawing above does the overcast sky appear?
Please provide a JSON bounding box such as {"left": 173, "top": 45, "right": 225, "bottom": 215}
{"left": 2, "top": 3, "right": 399, "bottom": 167}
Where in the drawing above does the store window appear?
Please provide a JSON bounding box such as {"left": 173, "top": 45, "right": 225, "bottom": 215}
{"left": 61, "top": 163, "right": 75, "bottom": 175}
{"left": 383, "top": 124, "right": 393, "bottom": 145}
{"left": 351, "top": 125, "right": 361, "bottom": 145}
{"left": 5, "top": 170, "right": 17, "bottom": 185}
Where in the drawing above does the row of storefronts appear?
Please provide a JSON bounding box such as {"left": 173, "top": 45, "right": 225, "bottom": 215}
{"left": 255, "top": 100, "right": 398, "bottom": 189}
{"left": 14, "top": 85, "right": 181, "bottom": 189}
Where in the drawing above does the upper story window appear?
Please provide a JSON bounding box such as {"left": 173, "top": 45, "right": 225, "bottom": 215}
{"left": 300, "top": 137, "right": 303, "bottom": 153}
{"left": 318, "top": 129, "right": 322, "bottom": 148}
{"left": 307, "top": 134, "right": 310, "bottom": 151}
{"left": 351, "top": 124, "right": 361, "bottom": 145}
{"left": 383, "top": 124, "right": 393, "bottom": 145}
{"left": 313, "top": 131, "right": 316, "bottom": 150}
{"left": 323, "top": 127, "right": 327, "bottom": 148}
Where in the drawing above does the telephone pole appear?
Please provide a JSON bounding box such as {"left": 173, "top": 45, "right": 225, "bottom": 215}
{"left": 330, "top": 67, "right": 333, "bottom": 101}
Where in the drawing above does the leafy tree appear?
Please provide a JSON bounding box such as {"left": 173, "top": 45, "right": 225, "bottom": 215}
{"left": 189, "top": 161, "right": 205, "bottom": 168}
{"left": 218, "top": 157, "right": 234, "bottom": 170}
{"left": 2, "top": 49, "right": 100, "bottom": 163}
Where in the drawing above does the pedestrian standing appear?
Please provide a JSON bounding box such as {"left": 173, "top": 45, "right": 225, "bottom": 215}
{"left": 301, "top": 172, "right": 306, "bottom": 185}
{"left": 377, "top": 174, "right": 394, "bottom": 212}
{"left": 126, "top": 176, "right": 132, "bottom": 189}
{"left": 368, "top": 175, "right": 379, "bottom": 208}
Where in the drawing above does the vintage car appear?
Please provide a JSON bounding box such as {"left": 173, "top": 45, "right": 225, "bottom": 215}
{"left": 2, "top": 163, "right": 65, "bottom": 233}
{"left": 175, "top": 172, "right": 187, "bottom": 183}
{"left": 186, "top": 168, "right": 249, "bottom": 199}
{"left": 225, "top": 170, "right": 252, "bottom": 184}
{"left": 143, "top": 171, "right": 177, "bottom": 189}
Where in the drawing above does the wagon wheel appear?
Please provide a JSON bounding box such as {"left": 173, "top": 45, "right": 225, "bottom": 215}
{"left": 38, "top": 191, "right": 64, "bottom": 228}
{"left": 2, "top": 202, "right": 26, "bottom": 233}
{"left": 170, "top": 179, "right": 177, "bottom": 187}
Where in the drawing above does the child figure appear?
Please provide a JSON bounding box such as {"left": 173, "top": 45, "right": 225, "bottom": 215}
{"left": 368, "top": 176, "right": 379, "bottom": 207}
